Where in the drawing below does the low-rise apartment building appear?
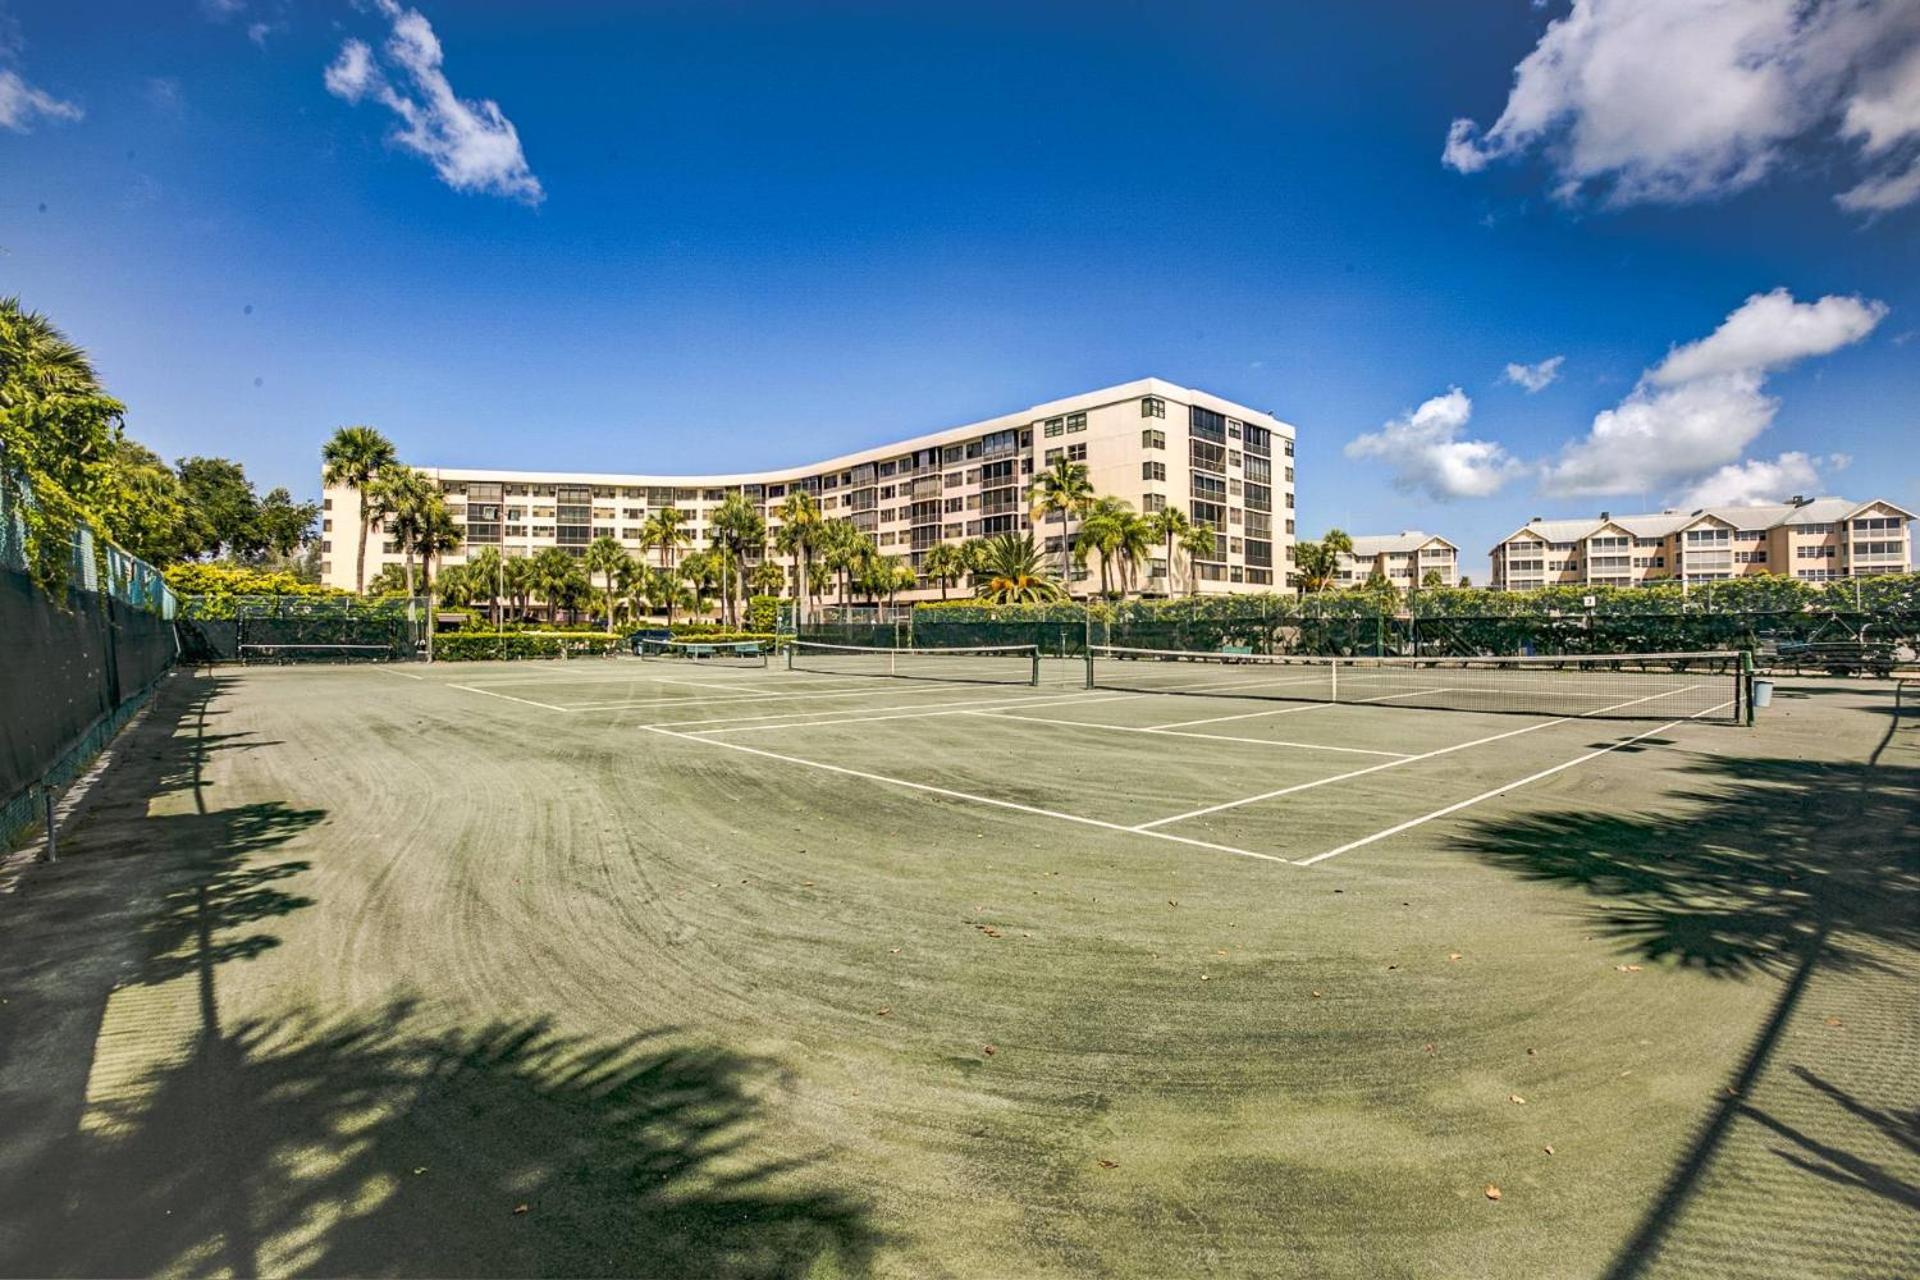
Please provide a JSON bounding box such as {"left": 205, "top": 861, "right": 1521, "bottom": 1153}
{"left": 1335, "top": 532, "right": 1460, "bottom": 589}
{"left": 319, "top": 377, "right": 1298, "bottom": 601}
{"left": 1487, "top": 497, "right": 1915, "bottom": 590}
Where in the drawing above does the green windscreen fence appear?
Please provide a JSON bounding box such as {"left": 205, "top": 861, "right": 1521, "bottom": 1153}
{"left": 2, "top": 477, "right": 180, "bottom": 847}
{"left": 174, "top": 596, "right": 420, "bottom": 664}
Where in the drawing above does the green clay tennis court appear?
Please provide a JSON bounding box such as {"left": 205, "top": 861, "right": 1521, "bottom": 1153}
{"left": 1, "top": 655, "right": 1914, "bottom": 1278}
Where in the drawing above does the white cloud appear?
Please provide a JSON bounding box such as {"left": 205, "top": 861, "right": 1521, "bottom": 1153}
{"left": 247, "top": 22, "right": 275, "bottom": 47}
{"left": 324, "top": 1, "right": 543, "bottom": 204}
{"left": 1344, "top": 389, "right": 1522, "bottom": 501}
{"left": 1542, "top": 289, "right": 1886, "bottom": 497}
{"left": 1503, "top": 355, "right": 1564, "bottom": 393}
{"left": 1444, "top": 0, "right": 1920, "bottom": 212}
{"left": 1678, "top": 452, "right": 1823, "bottom": 508}
{"left": 0, "top": 67, "right": 80, "bottom": 132}
{"left": 1648, "top": 289, "right": 1888, "bottom": 385}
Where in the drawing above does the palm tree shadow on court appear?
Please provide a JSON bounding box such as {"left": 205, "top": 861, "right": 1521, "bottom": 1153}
{"left": 1450, "top": 709, "right": 1919, "bottom": 1279}
{"left": 0, "top": 670, "right": 880, "bottom": 1279}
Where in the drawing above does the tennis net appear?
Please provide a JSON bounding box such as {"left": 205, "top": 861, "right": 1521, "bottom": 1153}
{"left": 788, "top": 641, "right": 1040, "bottom": 686}
{"left": 1086, "top": 645, "right": 1745, "bottom": 722}
{"left": 636, "top": 637, "right": 770, "bottom": 667}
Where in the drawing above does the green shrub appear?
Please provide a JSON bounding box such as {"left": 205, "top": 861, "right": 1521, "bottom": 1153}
{"left": 434, "top": 631, "right": 626, "bottom": 661}
{"left": 745, "top": 594, "right": 784, "bottom": 634}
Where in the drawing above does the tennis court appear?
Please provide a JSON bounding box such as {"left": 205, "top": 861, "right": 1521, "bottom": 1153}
{"left": 2, "top": 649, "right": 1914, "bottom": 1278}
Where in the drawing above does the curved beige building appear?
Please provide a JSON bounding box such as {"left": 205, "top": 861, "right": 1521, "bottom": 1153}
{"left": 319, "top": 377, "right": 1298, "bottom": 601}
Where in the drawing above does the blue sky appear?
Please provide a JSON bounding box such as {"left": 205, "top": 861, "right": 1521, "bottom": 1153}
{"left": 3, "top": 0, "right": 1916, "bottom": 565}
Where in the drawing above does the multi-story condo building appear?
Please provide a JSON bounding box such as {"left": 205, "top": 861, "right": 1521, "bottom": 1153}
{"left": 1487, "top": 497, "right": 1914, "bottom": 590}
{"left": 1334, "top": 532, "right": 1460, "bottom": 589}
{"left": 319, "top": 378, "right": 1298, "bottom": 601}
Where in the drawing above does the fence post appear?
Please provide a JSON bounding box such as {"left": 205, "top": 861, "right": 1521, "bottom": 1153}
{"left": 40, "top": 785, "right": 57, "bottom": 863}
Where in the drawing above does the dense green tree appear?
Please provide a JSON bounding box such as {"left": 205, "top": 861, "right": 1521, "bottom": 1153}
{"left": 256, "top": 487, "right": 320, "bottom": 560}
{"left": 528, "top": 546, "right": 588, "bottom": 623}
{"left": 176, "top": 456, "right": 262, "bottom": 558}
{"left": 321, "top": 425, "right": 398, "bottom": 593}
{"left": 93, "top": 438, "right": 195, "bottom": 565}
{"left": 708, "top": 492, "right": 766, "bottom": 627}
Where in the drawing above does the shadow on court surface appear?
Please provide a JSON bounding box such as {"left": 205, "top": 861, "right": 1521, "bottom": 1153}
{"left": 0, "top": 671, "right": 878, "bottom": 1279}
{"left": 1454, "top": 707, "right": 1920, "bottom": 1279}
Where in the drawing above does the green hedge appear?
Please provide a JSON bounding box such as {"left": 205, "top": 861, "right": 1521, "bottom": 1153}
{"left": 434, "top": 631, "right": 626, "bottom": 661}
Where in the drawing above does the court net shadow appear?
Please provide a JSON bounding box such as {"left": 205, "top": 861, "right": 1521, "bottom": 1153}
{"left": 1452, "top": 731, "right": 1919, "bottom": 1278}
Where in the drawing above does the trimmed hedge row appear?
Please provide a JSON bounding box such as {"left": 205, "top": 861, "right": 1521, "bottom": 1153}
{"left": 434, "top": 631, "right": 626, "bottom": 661}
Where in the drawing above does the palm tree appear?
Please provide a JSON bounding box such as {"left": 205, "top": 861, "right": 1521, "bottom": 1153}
{"left": 501, "top": 554, "right": 533, "bottom": 623}
{"left": 976, "top": 532, "right": 1063, "bottom": 605}
{"left": 922, "top": 542, "right": 970, "bottom": 601}
{"left": 615, "top": 558, "right": 654, "bottom": 626}
{"left": 1146, "top": 508, "right": 1191, "bottom": 597}
{"left": 805, "top": 561, "right": 831, "bottom": 611}
{"left": 1074, "top": 495, "right": 1138, "bottom": 599}
{"left": 748, "top": 560, "right": 785, "bottom": 597}
{"left": 321, "top": 425, "right": 398, "bottom": 594}
{"left": 1114, "top": 509, "right": 1155, "bottom": 599}
{"left": 708, "top": 492, "right": 766, "bottom": 628}
{"left": 1180, "top": 522, "right": 1218, "bottom": 596}
{"left": 639, "top": 507, "right": 692, "bottom": 625}
{"left": 415, "top": 494, "right": 462, "bottom": 595}
{"left": 434, "top": 562, "right": 476, "bottom": 608}
{"left": 882, "top": 556, "right": 918, "bottom": 610}
{"left": 1028, "top": 457, "right": 1094, "bottom": 598}
{"left": 528, "top": 546, "right": 584, "bottom": 623}
{"left": 1319, "top": 528, "right": 1354, "bottom": 595}
{"left": 467, "top": 546, "right": 504, "bottom": 625}
{"left": 1290, "top": 528, "right": 1354, "bottom": 595}
{"left": 816, "top": 520, "right": 863, "bottom": 609}
{"left": 773, "top": 490, "right": 824, "bottom": 626}
{"left": 678, "top": 549, "right": 723, "bottom": 619}
{"left": 582, "top": 535, "right": 631, "bottom": 633}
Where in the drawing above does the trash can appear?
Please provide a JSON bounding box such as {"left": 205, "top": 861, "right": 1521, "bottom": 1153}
{"left": 1751, "top": 678, "right": 1774, "bottom": 709}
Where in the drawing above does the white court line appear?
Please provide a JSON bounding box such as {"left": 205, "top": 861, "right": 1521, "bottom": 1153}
{"left": 1132, "top": 685, "right": 1709, "bottom": 831}
{"left": 1150, "top": 686, "right": 1452, "bottom": 730}
{"left": 668, "top": 690, "right": 1141, "bottom": 733}
{"left": 559, "top": 679, "right": 1005, "bottom": 713}
{"left": 1296, "top": 702, "right": 1731, "bottom": 866}
{"left": 641, "top": 725, "right": 1292, "bottom": 866}
{"left": 970, "top": 711, "right": 1411, "bottom": 758}
{"left": 373, "top": 666, "right": 424, "bottom": 681}
{"left": 447, "top": 683, "right": 572, "bottom": 713}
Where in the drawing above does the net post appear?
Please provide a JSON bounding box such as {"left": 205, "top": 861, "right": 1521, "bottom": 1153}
{"left": 785, "top": 643, "right": 794, "bottom": 672}
{"left": 1030, "top": 647, "right": 1040, "bottom": 687}
{"left": 1740, "top": 649, "right": 1754, "bottom": 726}
{"left": 1083, "top": 644, "right": 1094, "bottom": 690}
{"left": 1330, "top": 655, "right": 1339, "bottom": 704}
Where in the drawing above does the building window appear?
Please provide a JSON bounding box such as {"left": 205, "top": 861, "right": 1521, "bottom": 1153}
{"left": 1067, "top": 442, "right": 1087, "bottom": 462}
{"left": 1043, "top": 417, "right": 1065, "bottom": 438}
{"left": 1143, "top": 461, "right": 1167, "bottom": 482}
{"left": 1143, "top": 493, "right": 1166, "bottom": 513}
{"left": 1141, "top": 396, "right": 1166, "bottom": 419}
{"left": 1065, "top": 412, "right": 1087, "bottom": 433}
{"left": 1142, "top": 428, "right": 1166, "bottom": 449}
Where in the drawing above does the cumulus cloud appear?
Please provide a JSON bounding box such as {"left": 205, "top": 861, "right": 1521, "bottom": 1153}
{"left": 0, "top": 66, "right": 80, "bottom": 132}
{"left": 1344, "top": 389, "right": 1522, "bottom": 501}
{"left": 1677, "top": 452, "right": 1823, "bottom": 508}
{"left": 1443, "top": 0, "right": 1920, "bottom": 212}
{"left": 1503, "top": 355, "right": 1564, "bottom": 393}
{"left": 324, "top": 0, "right": 543, "bottom": 204}
{"left": 1542, "top": 289, "right": 1886, "bottom": 497}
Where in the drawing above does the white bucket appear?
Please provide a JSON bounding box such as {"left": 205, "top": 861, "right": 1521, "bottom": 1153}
{"left": 1752, "top": 678, "right": 1775, "bottom": 709}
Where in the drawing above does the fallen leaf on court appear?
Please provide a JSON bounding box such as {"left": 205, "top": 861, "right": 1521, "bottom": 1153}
{"left": 1311, "top": 990, "right": 1323, "bottom": 999}
{"left": 982, "top": 1044, "right": 997, "bottom": 1056}
{"left": 1200, "top": 974, "right": 1211, "bottom": 981}
{"left": 1526, "top": 1048, "right": 1537, "bottom": 1056}
{"left": 1098, "top": 1159, "right": 1119, "bottom": 1169}
{"left": 1614, "top": 964, "right": 1643, "bottom": 973}
{"left": 1825, "top": 1016, "right": 1844, "bottom": 1028}
{"left": 875, "top": 1007, "right": 892, "bottom": 1017}
{"left": 412, "top": 1167, "right": 427, "bottom": 1175}
{"left": 1387, "top": 963, "right": 1399, "bottom": 970}
{"left": 1484, "top": 1185, "right": 1501, "bottom": 1201}
{"left": 1448, "top": 952, "right": 1462, "bottom": 962}
{"left": 1216, "top": 949, "right": 1229, "bottom": 956}
{"left": 513, "top": 1203, "right": 530, "bottom": 1215}
{"left": 983, "top": 928, "right": 1002, "bottom": 938}
{"left": 1423, "top": 1042, "right": 1436, "bottom": 1054}
{"left": 1168, "top": 899, "right": 1178, "bottom": 907}
{"left": 1543, "top": 1145, "right": 1555, "bottom": 1156}
{"left": 890, "top": 948, "right": 901, "bottom": 955}
{"left": 1509, "top": 1094, "right": 1526, "bottom": 1105}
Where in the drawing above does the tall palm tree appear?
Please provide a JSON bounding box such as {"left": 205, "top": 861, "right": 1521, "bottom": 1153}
{"left": 415, "top": 493, "right": 462, "bottom": 595}
{"left": 1074, "top": 495, "right": 1138, "bottom": 599}
{"left": 805, "top": 561, "right": 831, "bottom": 611}
{"left": 882, "top": 556, "right": 917, "bottom": 610}
{"left": 582, "top": 535, "right": 631, "bottom": 633}
{"left": 1114, "top": 509, "right": 1155, "bottom": 599}
{"left": 466, "top": 546, "right": 504, "bottom": 626}
{"left": 639, "top": 507, "right": 692, "bottom": 625}
{"left": 1318, "top": 528, "right": 1354, "bottom": 596}
{"left": 528, "top": 546, "right": 583, "bottom": 623}
{"left": 748, "top": 560, "right": 786, "bottom": 597}
{"left": 1180, "top": 522, "right": 1218, "bottom": 597}
{"left": 501, "top": 554, "right": 533, "bottom": 623}
{"left": 678, "top": 549, "right": 722, "bottom": 619}
{"left": 367, "top": 467, "right": 435, "bottom": 655}
{"left": 921, "top": 542, "right": 970, "bottom": 601}
{"left": 321, "top": 425, "right": 398, "bottom": 594}
{"left": 1028, "top": 457, "right": 1094, "bottom": 598}
{"left": 708, "top": 492, "right": 766, "bottom": 628}
{"left": 615, "top": 557, "right": 654, "bottom": 626}
{"left": 816, "top": 520, "right": 863, "bottom": 609}
{"left": 1146, "top": 508, "right": 1191, "bottom": 597}
{"left": 976, "top": 532, "right": 1063, "bottom": 605}
{"left": 773, "top": 490, "right": 824, "bottom": 627}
